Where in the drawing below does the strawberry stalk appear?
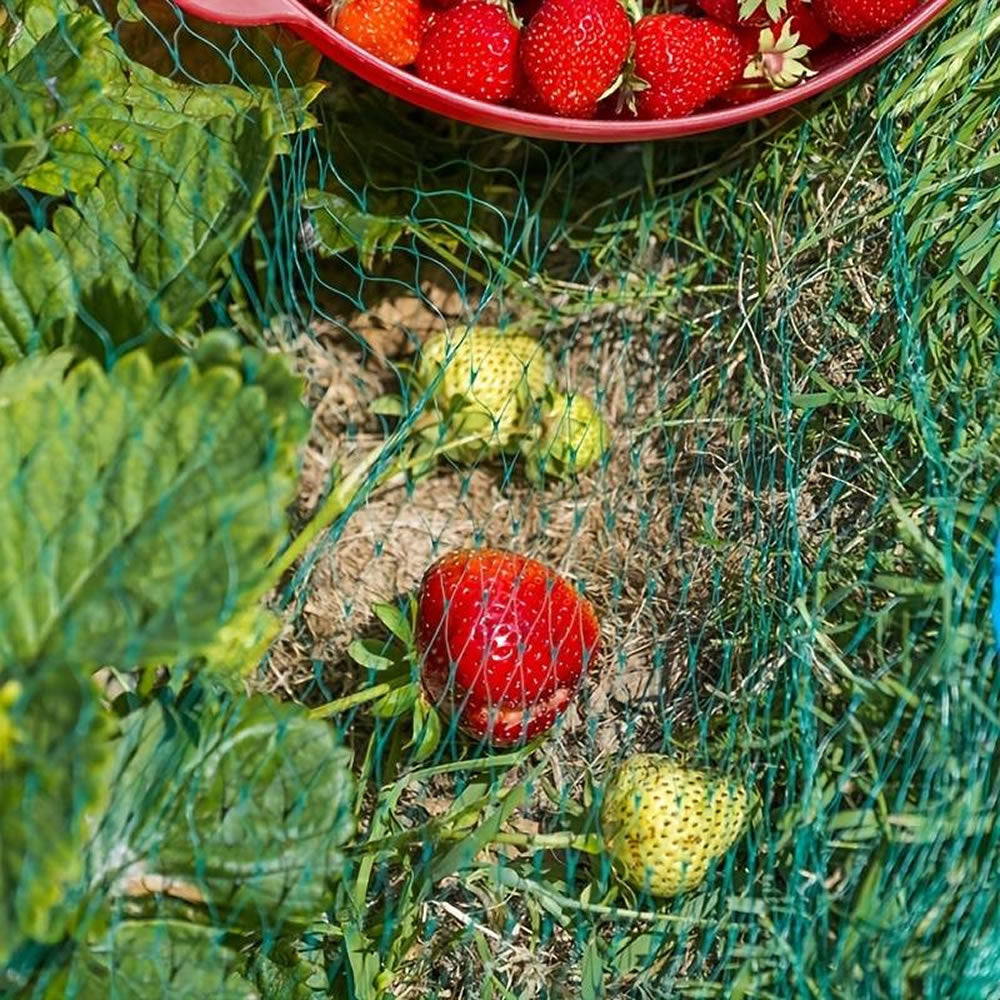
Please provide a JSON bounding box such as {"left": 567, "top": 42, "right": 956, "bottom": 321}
{"left": 308, "top": 682, "right": 396, "bottom": 719}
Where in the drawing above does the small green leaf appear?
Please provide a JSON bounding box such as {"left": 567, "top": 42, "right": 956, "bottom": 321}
{"left": 373, "top": 682, "right": 419, "bottom": 719}
{"left": 373, "top": 601, "right": 413, "bottom": 645}
{"left": 410, "top": 699, "right": 442, "bottom": 764}
{"left": 343, "top": 923, "right": 381, "bottom": 1000}
{"left": 303, "top": 189, "right": 410, "bottom": 268}
{"left": 0, "top": 668, "right": 113, "bottom": 961}
{"left": 347, "top": 638, "right": 397, "bottom": 672}
{"left": 369, "top": 395, "right": 405, "bottom": 417}
{"left": 431, "top": 783, "right": 528, "bottom": 882}
{"left": 580, "top": 933, "right": 605, "bottom": 1000}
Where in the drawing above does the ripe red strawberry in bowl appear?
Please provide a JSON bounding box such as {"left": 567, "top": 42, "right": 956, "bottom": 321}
{"left": 415, "top": 548, "right": 600, "bottom": 747}
{"left": 334, "top": 0, "right": 427, "bottom": 66}
{"left": 719, "top": 11, "right": 827, "bottom": 105}
{"left": 812, "top": 0, "right": 921, "bottom": 39}
{"left": 416, "top": 2, "right": 521, "bottom": 102}
{"left": 698, "top": 0, "right": 778, "bottom": 27}
{"left": 734, "top": 0, "right": 831, "bottom": 49}
{"left": 632, "top": 14, "right": 746, "bottom": 119}
{"left": 520, "top": 0, "right": 633, "bottom": 118}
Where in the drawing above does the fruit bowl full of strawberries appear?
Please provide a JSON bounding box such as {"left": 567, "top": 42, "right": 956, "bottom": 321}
{"left": 175, "top": 0, "right": 953, "bottom": 141}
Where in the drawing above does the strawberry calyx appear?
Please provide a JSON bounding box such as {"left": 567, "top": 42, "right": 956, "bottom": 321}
{"left": 744, "top": 19, "right": 815, "bottom": 88}
{"left": 620, "top": 0, "right": 644, "bottom": 24}
{"left": 738, "top": 0, "right": 788, "bottom": 20}
{"left": 609, "top": 44, "right": 650, "bottom": 118}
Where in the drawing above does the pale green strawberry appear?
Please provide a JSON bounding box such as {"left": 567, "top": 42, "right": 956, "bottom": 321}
{"left": 414, "top": 328, "right": 553, "bottom": 461}
{"left": 522, "top": 391, "right": 609, "bottom": 484}
{"left": 601, "top": 754, "right": 749, "bottom": 897}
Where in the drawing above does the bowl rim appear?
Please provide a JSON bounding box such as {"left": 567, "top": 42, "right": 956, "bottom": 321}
{"left": 176, "top": 0, "right": 956, "bottom": 142}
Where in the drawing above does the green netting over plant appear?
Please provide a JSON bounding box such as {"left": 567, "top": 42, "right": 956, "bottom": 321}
{"left": 2, "top": 0, "right": 999, "bottom": 997}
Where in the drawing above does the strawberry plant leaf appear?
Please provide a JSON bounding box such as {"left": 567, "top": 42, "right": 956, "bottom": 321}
{"left": 50, "top": 921, "right": 255, "bottom": 999}
{"left": 373, "top": 682, "right": 419, "bottom": 719}
{"left": 347, "top": 638, "right": 397, "bottom": 672}
{"left": 0, "top": 11, "right": 114, "bottom": 194}
{"left": 246, "top": 943, "right": 329, "bottom": 1000}
{"left": 52, "top": 116, "right": 281, "bottom": 332}
{"left": 0, "top": 0, "right": 77, "bottom": 70}
{"left": 115, "top": 0, "right": 322, "bottom": 88}
{"left": 0, "top": 229, "right": 76, "bottom": 363}
{"left": 91, "top": 692, "right": 356, "bottom": 931}
{"left": 191, "top": 602, "right": 285, "bottom": 690}
{"left": 0, "top": 338, "right": 309, "bottom": 670}
{"left": 410, "top": 700, "right": 442, "bottom": 764}
{"left": 580, "top": 933, "right": 605, "bottom": 1000}
{"left": 1, "top": 9, "right": 320, "bottom": 198}
{"left": 372, "top": 601, "right": 413, "bottom": 645}
{"left": 303, "top": 190, "right": 410, "bottom": 268}
{"left": 370, "top": 395, "right": 405, "bottom": 417}
{"left": 0, "top": 669, "right": 113, "bottom": 962}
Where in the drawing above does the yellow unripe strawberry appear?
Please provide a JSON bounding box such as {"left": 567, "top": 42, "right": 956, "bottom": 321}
{"left": 601, "top": 754, "right": 749, "bottom": 898}
{"left": 522, "top": 391, "right": 609, "bottom": 484}
{"left": 414, "top": 328, "right": 553, "bottom": 461}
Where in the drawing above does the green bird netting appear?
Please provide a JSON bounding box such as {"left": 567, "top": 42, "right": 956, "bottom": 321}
{"left": 2, "top": 0, "right": 1000, "bottom": 996}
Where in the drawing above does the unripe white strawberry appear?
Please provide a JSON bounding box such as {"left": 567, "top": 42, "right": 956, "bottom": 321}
{"left": 601, "top": 754, "right": 749, "bottom": 897}
{"left": 414, "top": 328, "right": 553, "bottom": 461}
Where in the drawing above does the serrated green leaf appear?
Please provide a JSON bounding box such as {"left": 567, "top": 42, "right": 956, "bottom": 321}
{"left": 372, "top": 682, "right": 419, "bottom": 719}
{"left": 91, "top": 693, "right": 355, "bottom": 930}
{"left": 303, "top": 190, "right": 410, "bottom": 268}
{"left": 0, "top": 228, "right": 79, "bottom": 364}
{"left": 0, "top": 669, "right": 113, "bottom": 962}
{"left": 0, "top": 344, "right": 309, "bottom": 669}
{"left": 1, "top": 0, "right": 78, "bottom": 70}
{"left": 52, "top": 921, "right": 255, "bottom": 999}
{"left": 247, "top": 944, "right": 328, "bottom": 1000}
{"left": 372, "top": 601, "right": 412, "bottom": 645}
{"left": 347, "top": 639, "right": 396, "bottom": 672}
{"left": 52, "top": 116, "right": 280, "bottom": 331}
{"left": 116, "top": 0, "right": 322, "bottom": 88}
{"left": 194, "top": 602, "right": 284, "bottom": 691}
{"left": 2, "top": 9, "right": 319, "bottom": 198}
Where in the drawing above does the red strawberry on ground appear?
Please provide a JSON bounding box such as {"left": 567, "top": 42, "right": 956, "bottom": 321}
{"left": 632, "top": 14, "right": 745, "bottom": 119}
{"left": 416, "top": 548, "right": 600, "bottom": 747}
{"left": 520, "top": 0, "right": 633, "bottom": 118}
{"left": 812, "top": 0, "right": 920, "bottom": 38}
{"left": 416, "top": 2, "right": 520, "bottom": 102}
{"left": 335, "top": 0, "right": 426, "bottom": 66}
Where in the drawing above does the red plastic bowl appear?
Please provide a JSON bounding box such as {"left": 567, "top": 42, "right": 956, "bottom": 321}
{"left": 173, "top": 0, "right": 954, "bottom": 142}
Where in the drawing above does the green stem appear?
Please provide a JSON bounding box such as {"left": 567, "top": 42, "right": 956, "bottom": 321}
{"left": 490, "top": 867, "right": 714, "bottom": 925}
{"left": 357, "top": 823, "right": 599, "bottom": 859}
{"left": 492, "top": 831, "right": 600, "bottom": 854}
{"left": 267, "top": 438, "right": 403, "bottom": 587}
{"left": 308, "top": 683, "right": 394, "bottom": 719}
